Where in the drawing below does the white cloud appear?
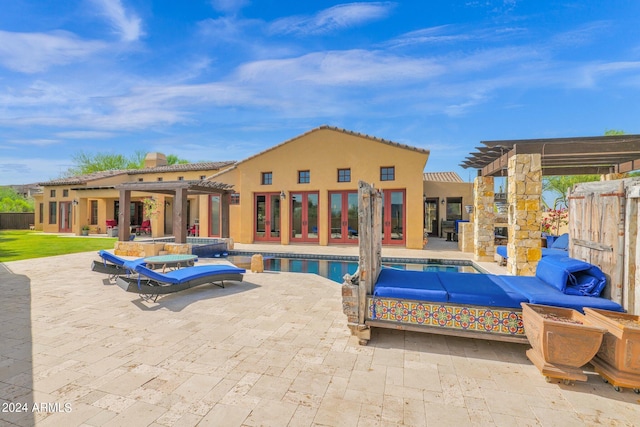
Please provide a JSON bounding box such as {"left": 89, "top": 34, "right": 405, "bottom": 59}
{"left": 269, "top": 2, "right": 395, "bottom": 35}
{"left": 6, "top": 138, "right": 60, "bottom": 146}
{"left": 56, "top": 131, "right": 116, "bottom": 139}
{"left": 0, "top": 30, "right": 105, "bottom": 73}
{"left": 236, "top": 49, "right": 443, "bottom": 85}
{"left": 89, "top": 0, "right": 144, "bottom": 42}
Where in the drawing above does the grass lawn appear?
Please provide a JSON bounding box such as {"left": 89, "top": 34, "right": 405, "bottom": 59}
{"left": 0, "top": 230, "right": 116, "bottom": 262}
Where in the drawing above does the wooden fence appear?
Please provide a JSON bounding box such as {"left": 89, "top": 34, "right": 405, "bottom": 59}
{"left": 0, "top": 213, "right": 35, "bottom": 230}
{"left": 569, "top": 177, "right": 640, "bottom": 314}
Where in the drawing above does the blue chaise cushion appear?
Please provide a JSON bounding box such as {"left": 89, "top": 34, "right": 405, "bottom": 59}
{"left": 135, "top": 264, "right": 245, "bottom": 285}
{"left": 373, "top": 268, "right": 448, "bottom": 302}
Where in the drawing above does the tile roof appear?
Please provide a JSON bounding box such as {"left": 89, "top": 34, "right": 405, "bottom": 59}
{"left": 127, "top": 161, "right": 236, "bottom": 174}
{"left": 423, "top": 172, "right": 465, "bottom": 183}
{"left": 38, "top": 161, "right": 237, "bottom": 186}
{"left": 38, "top": 170, "right": 129, "bottom": 186}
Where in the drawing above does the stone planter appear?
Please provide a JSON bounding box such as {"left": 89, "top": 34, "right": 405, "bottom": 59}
{"left": 522, "top": 303, "right": 606, "bottom": 382}
{"left": 583, "top": 308, "right": 640, "bottom": 392}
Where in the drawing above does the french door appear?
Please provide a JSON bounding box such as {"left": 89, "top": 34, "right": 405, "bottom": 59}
{"left": 291, "top": 192, "right": 319, "bottom": 243}
{"left": 59, "top": 202, "right": 72, "bottom": 233}
{"left": 255, "top": 193, "right": 281, "bottom": 241}
{"left": 329, "top": 191, "right": 358, "bottom": 244}
{"left": 382, "top": 190, "right": 405, "bottom": 245}
{"left": 424, "top": 198, "right": 438, "bottom": 237}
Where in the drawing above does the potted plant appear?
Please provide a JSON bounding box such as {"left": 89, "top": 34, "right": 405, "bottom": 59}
{"left": 583, "top": 308, "right": 640, "bottom": 392}
{"left": 522, "top": 303, "right": 606, "bottom": 383}
{"left": 81, "top": 225, "right": 90, "bottom": 236}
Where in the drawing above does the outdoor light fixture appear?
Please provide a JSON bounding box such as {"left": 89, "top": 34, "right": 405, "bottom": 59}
{"left": 441, "top": 199, "right": 445, "bottom": 205}
{"left": 280, "top": 191, "right": 286, "bottom": 199}
{"left": 72, "top": 199, "right": 79, "bottom": 206}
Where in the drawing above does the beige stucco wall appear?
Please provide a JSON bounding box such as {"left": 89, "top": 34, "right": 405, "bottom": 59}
{"left": 212, "top": 128, "right": 429, "bottom": 248}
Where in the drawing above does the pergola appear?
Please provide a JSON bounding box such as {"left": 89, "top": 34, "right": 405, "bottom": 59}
{"left": 114, "top": 180, "right": 233, "bottom": 243}
{"left": 457, "top": 134, "right": 640, "bottom": 275}
{"left": 461, "top": 134, "right": 640, "bottom": 177}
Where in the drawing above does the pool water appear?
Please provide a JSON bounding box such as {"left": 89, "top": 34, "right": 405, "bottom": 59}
{"left": 225, "top": 255, "right": 479, "bottom": 284}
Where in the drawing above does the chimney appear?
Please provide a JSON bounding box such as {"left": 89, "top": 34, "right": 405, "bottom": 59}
{"left": 144, "top": 152, "right": 168, "bottom": 168}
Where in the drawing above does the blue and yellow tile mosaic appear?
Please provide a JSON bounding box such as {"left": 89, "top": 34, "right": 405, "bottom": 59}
{"left": 367, "top": 297, "right": 524, "bottom": 336}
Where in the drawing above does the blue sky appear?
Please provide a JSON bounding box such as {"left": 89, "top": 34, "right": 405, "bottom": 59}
{"left": 1, "top": 1, "right": 640, "bottom": 185}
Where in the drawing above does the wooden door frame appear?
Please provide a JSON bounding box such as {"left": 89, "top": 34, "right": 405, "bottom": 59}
{"left": 328, "top": 190, "right": 358, "bottom": 244}
{"left": 381, "top": 189, "right": 406, "bottom": 245}
{"left": 254, "top": 192, "right": 281, "bottom": 242}
{"left": 290, "top": 191, "right": 319, "bottom": 243}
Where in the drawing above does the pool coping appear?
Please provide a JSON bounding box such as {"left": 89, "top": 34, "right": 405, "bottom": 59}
{"left": 226, "top": 250, "right": 490, "bottom": 274}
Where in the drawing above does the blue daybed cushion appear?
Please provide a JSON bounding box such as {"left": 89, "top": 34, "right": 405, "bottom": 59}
{"left": 373, "top": 268, "right": 448, "bottom": 302}
{"left": 499, "top": 275, "right": 623, "bottom": 312}
{"left": 437, "top": 272, "right": 527, "bottom": 309}
{"left": 550, "top": 233, "right": 569, "bottom": 250}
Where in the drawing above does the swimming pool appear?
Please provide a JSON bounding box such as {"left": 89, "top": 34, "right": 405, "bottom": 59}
{"left": 225, "top": 253, "right": 482, "bottom": 283}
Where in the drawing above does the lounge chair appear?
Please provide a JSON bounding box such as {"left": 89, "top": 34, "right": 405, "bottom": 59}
{"left": 91, "top": 250, "right": 145, "bottom": 280}
{"left": 116, "top": 263, "right": 245, "bottom": 297}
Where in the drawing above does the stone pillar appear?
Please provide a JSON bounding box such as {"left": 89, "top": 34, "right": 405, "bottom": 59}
{"left": 473, "top": 176, "right": 495, "bottom": 261}
{"left": 507, "top": 153, "right": 542, "bottom": 276}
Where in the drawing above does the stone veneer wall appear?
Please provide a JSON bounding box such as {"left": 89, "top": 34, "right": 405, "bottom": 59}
{"left": 458, "top": 222, "right": 474, "bottom": 253}
{"left": 507, "top": 153, "right": 542, "bottom": 276}
{"left": 164, "top": 243, "right": 192, "bottom": 255}
{"left": 473, "top": 176, "right": 495, "bottom": 261}
{"left": 114, "top": 241, "right": 165, "bottom": 257}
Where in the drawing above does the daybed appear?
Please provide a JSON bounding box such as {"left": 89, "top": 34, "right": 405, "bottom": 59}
{"left": 496, "top": 233, "right": 569, "bottom": 266}
{"left": 116, "top": 263, "right": 245, "bottom": 297}
{"left": 362, "top": 256, "right": 623, "bottom": 343}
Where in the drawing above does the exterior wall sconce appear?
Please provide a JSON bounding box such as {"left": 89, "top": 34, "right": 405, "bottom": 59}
{"left": 441, "top": 199, "right": 445, "bottom": 205}
{"left": 280, "top": 191, "right": 286, "bottom": 200}
{"left": 72, "top": 199, "right": 79, "bottom": 206}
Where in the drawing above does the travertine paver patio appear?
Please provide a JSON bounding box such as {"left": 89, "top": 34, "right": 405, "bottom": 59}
{"left": 1, "top": 243, "right": 639, "bottom": 426}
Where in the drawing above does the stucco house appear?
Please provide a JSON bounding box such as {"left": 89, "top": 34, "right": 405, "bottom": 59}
{"left": 34, "top": 126, "right": 474, "bottom": 249}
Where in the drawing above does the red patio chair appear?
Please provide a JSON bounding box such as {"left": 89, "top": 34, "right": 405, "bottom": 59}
{"left": 139, "top": 220, "right": 151, "bottom": 234}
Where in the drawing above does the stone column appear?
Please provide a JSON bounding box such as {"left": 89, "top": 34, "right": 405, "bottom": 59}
{"left": 507, "top": 153, "right": 542, "bottom": 276}
{"left": 473, "top": 176, "right": 495, "bottom": 262}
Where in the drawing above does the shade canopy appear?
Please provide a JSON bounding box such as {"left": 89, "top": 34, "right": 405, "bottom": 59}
{"left": 114, "top": 180, "right": 233, "bottom": 243}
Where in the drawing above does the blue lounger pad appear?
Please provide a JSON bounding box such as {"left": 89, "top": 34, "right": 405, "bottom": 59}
{"left": 135, "top": 264, "right": 246, "bottom": 285}
{"left": 436, "top": 272, "right": 528, "bottom": 309}
{"left": 499, "top": 275, "right": 624, "bottom": 312}
{"left": 373, "top": 268, "right": 448, "bottom": 302}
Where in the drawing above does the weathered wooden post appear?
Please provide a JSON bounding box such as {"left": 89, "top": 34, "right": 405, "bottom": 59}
{"left": 342, "top": 181, "right": 382, "bottom": 344}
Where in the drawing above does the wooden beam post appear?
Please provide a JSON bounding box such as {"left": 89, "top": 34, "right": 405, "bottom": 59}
{"left": 173, "top": 188, "right": 188, "bottom": 244}
{"left": 118, "top": 190, "right": 131, "bottom": 241}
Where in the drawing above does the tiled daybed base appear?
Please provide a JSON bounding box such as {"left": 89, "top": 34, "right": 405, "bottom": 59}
{"left": 366, "top": 296, "right": 527, "bottom": 343}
